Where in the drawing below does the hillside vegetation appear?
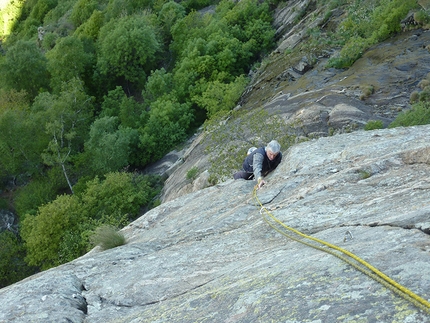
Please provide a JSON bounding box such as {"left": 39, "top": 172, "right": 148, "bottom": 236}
{"left": 0, "top": 0, "right": 429, "bottom": 287}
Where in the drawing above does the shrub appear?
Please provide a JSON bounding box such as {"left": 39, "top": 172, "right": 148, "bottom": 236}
{"left": 418, "top": 79, "right": 430, "bottom": 90}
{"left": 419, "top": 89, "right": 430, "bottom": 102}
{"left": 410, "top": 91, "right": 419, "bottom": 104}
{"left": 364, "top": 120, "right": 383, "bottom": 130}
{"left": 327, "top": 0, "right": 417, "bottom": 69}
{"left": 328, "top": 36, "right": 370, "bottom": 69}
{"left": 414, "top": 10, "right": 430, "bottom": 26}
{"left": 359, "top": 84, "right": 374, "bottom": 100}
{"left": 359, "top": 169, "right": 371, "bottom": 179}
{"left": 186, "top": 166, "right": 199, "bottom": 181}
{"left": 90, "top": 225, "right": 126, "bottom": 250}
{"left": 389, "top": 102, "right": 430, "bottom": 128}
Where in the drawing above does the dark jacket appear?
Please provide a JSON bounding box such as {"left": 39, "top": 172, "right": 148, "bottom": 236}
{"left": 242, "top": 147, "right": 282, "bottom": 179}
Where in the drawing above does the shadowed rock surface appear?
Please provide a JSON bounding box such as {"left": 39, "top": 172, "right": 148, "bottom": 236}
{"left": 1, "top": 125, "right": 430, "bottom": 322}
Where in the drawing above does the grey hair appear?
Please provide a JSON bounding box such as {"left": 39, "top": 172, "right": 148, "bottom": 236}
{"left": 266, "top": 140, "right": 281, "bottom": 154}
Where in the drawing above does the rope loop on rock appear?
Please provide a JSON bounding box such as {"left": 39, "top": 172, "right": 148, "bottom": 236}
{"left": 253, "top": 186, "right": 430, "bottom": 314}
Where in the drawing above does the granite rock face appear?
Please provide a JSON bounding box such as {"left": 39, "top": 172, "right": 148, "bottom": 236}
{"left": 1, "top": 125, "right": 430, "bottom": 322}
{"left": 159, "top": 26, "right": 430, "bottom": 202}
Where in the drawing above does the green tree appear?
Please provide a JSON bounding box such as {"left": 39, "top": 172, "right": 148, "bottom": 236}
{"left": 191, "top": 75, "right": 248, "bottom": 117}
{"left": 0, "top": 89, "right": 47, "bottom": 181}
{"left": 80, "top": 172, "right": 153, "bottom": 224}
{"left": 21, "top": 171, "right": 157, "bottom": 270}
{"left": 170, "top": 10, "right": 207, "bottom": 56}
{"left": 0, "top": 0, "right": 24, "bottom": 37}
{"left": 157, "top": 1, "right": 186, "bottom": 43}
{"left": 96, "top": 14, "right": 161, "bottom": 88}
{"left": 32, "top": 78, "right": 94, "bottom": 193}
{"left": 84, "top": 116, "right": 140, "bottom": 174}
{"left": 0, "top": 231, "right": 36, "bottom": 288}
{"left": 69, "top": 0, "right": 98, "bottom": 27}
{"left": 140, "top": 98, "right": 194, "bottom": 164}
{"left": 29, "top": 0, "right": 57, "bottom": 23}
{"left": 21, "top": 193, "right": 82, "bottom": 269}
{"left": 100, "top": 86, "right": 146, "bottom": 129}
{"left": 14, "top": 168, "right": 66, "bottom": 217}
{"left": 46, "top": 35, "right": 94, "bottom": 93}
{"left": 104, "top": 0, "right": 154, "bottom": 21}
{"left": 74, "top": 10, "right": 104, "bottom": 41}
{"left": 142, "top": 68, "right": 174, "bottom": 104}
{"left": 0, "top": 40, "right": 49, "bottom": 100}
{"left": 219, "top": 0, "right": 274, "bottom": 55}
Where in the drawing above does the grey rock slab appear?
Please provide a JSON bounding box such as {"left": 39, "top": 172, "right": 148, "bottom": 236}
{"left": 2, "top": 125, "right": 430, "bottom": 322}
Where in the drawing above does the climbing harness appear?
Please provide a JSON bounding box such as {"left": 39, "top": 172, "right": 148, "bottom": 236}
{"left": 253, "top": 186, "right": 430, "bottom": 314}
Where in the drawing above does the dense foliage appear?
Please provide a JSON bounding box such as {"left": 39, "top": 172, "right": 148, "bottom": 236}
{"left": 0, "top": 0, "right": 276, "bottom": 285}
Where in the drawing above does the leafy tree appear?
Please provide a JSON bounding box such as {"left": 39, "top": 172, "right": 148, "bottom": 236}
{"left": 29, "top": 0, "right": 57, "bottom": 23}
{"left": 46, "top": 35, "right": 94, "bottom": 93}
{"left": 170, "top": 0, "right": 274, "bottom": 104}
{"left": 104, "top": 0, "right": 154, "bottom": 21}
{"left": 0, "top": 40, "right": 49, "bottom": 100}
{"left": 84, "top": 116, "right": 140, "bottom": 174}
{"left": 191, "top": 75, "right": 248, "bottom": 117}
{"left": 157, "top": 1, "right": 186, "bottom": 43}
{"left": 74, "top": 10, "right": 104, "bottom": 41}
{"left": 14, "top": 168, "right": 67, "bottom": 217}
{"left": 327, "top": 0, "right": 418, "bottom": 68}
{"left": 142, "top": 68, "right": 174, "bottom": 104}
{"left": 21, "top": 193, "right": 82, "bottom": 269}
{"left": 0, "top": 89, "right": 47, "bottom": 181}
{"left": 32, "top": 78, "right": 94, "bottom": 193}
{"left": 80, "top": 172, "right": 153, "bottom": 224}
{"left": 43, "top": 0, "right": 76, "bottom": 25}
{"left": 70, "top": 0, "right": 98, "bottom": 27}
{"left": 0, "top": 0, "right": 24, "bottom": 37}
{"left": 21, "top": 171, "right": 157, "bottom": 270}
{"left": 181, "top": 0, "right": 214, "bottom": 12}
{"left": 96, "top": 14, "right": 161, "bottom": 88}
{"left": 0, "top": 231, "right": 36, "bottom": 288}
{"left": 0, "top": 108, "right": 47, "bottom": 180}
{"left": 218, "top": 0, "right": 275, "bottom": 62}
{"left": 139, "top": 97, "right": 194, "bottom": 164}
{"left": 40, "top": 31, "right": 58, "bottom": 50}
{"left": 170, "top": 10, "right": 208, "bottom": 56}
{"left": 100, "top": 86, "right": 147, "bottom": 129}
{"left": 369, "top": 0, "right": 418, "bottom": 43}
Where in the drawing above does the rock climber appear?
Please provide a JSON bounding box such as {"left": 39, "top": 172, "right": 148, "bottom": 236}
{"left": 233, "top": 140, "right": 282, "bottom": 189}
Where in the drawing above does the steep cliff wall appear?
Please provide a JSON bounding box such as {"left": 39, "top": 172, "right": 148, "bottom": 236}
{"left": 160, "top": 26, "right": 430, "bottom": 202}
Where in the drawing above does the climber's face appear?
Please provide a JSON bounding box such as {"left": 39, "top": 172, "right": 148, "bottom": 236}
{"left": 267, "top": 150, "right": 278, "bottom": 161}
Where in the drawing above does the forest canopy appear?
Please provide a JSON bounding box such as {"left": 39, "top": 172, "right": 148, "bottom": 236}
{"left": 0, "top": 0, "right": 276, "bottom": 286}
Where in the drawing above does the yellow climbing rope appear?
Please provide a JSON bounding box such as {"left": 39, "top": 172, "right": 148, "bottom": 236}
{"left": 253, "top": 186, "right": 430, "bottom": 314}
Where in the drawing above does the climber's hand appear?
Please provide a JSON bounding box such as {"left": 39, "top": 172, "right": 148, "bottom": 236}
{"left": 257, "top": 178, "right": 266, "bottom": 189}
